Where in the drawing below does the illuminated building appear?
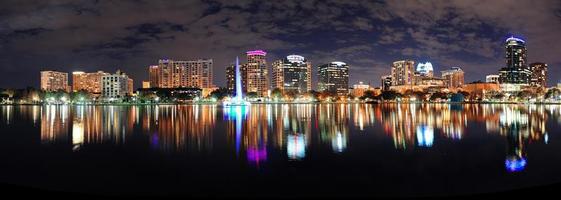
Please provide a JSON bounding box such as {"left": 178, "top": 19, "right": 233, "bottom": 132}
{"left": 272, "top": 55, "right": 312, "bottom": 94}
{"left": 72, "top": 71, "right": 109, "bottom": 94}
{"left": 461, "top": 82, "right": 500, "bottom": 99}
{"left": 499, "top": 37, "right": 531, "bottom": 85}
{"left": 350, "top": 81, "right": 373, "bottom": 97}
{"left": 245, "top": 50, "right": 269, "bottom": 97}
{"left": 416, "top": 62, "right": 434, "bottom": 77}
{"left": 142, "top": 81, "right": 150, "bottom": 89}
{"left": 148, "top": 59, "right": 214, "bottom": 89}
{"left": 441, "top": 67, "right": 465, "bottom": 89}
{"left": 101, "top": 70, "right": 132, "bottom": 100}
{"left": 127, "top": 78, "right": 134, "bottom": 95}
{"left": 317, "top": 62, "right": 349, "bottom": 96}
{"left": 391, "top": 60, "right": 415, "bottom": 86}
{"left": 486, "top": 74, "right": 500, "bottom": 83}
{"left": 529, "top": 62, "right": 547, "bottom": 88}
{"left": 40, "top": 70, "right": 69, "bottom": 92}
{"left": 381, "top": 75, "right": 392, "bottom": 91}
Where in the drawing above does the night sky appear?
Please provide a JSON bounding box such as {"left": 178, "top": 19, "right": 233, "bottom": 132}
{"left": 1, "top": 0, "right": 561, "bottom": 89}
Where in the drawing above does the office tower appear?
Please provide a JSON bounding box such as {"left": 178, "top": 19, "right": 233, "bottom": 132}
{"left": 148, "top": 65, "right": 160, "bottom": 88}
{"left": 101, "top": 70, "right": 132, "bottom": 99}
{"left": 381, "top": 75, "right": 392, "bottom": 91}
{"left": 529, "top": 62, "right": 547, "bottom": 88}
{"left": 317, "top": 61, "right": 349, "bottom": 96}
{"left": 148, "top": 59, "right": 214, "bottom": 89}
{"left": 486, "top": 74, "right": 500, "bottom": 83}
{"left": 499, "top": 37, "right": 531, "bottom": 84}
{"left": 272, "top": 55, "right": 312, "bottom": 94}
{"left": 416, "top": 62, "right": 434, "bottom": 77}
{"left": 245, "top": 50, "right": 269, "bottom": 97}
{"left": 391, "top": 60, "right": 415, "bottom": 86}
{"left": 441, "top": 67, "right": 465, "bottom": 89}
{"left": 40, "top": 71, "right": 69, "bottom": 92}
{"left": 72, "top": 71, "right": 109, "bottom": 94}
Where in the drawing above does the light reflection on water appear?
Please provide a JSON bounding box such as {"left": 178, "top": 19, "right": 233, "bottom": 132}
{"left": 0, "top": 103, "right": 553, "bottom": 173}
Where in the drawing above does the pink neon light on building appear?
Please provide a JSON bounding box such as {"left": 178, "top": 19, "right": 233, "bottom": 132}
{"left": 246, "top": 50, "right": 267, "bottom": 56}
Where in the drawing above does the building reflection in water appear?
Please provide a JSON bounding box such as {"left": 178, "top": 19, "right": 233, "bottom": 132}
{"left": 33, "top": 103, "right": 555, "bottom": 171}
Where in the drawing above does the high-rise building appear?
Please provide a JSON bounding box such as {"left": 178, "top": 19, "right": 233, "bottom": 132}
{"left": 101, "top": 70, "right": 132, "bottom": 99}
{"left": 72, "top": 71, "right": 109, "bottom": 94}
{"left": 318, "top": 61, "right": 349, "bottom": 96}
{"left": 499, "top": 37, "right": 531, "bottom": 84}
{"left": 226, "top": 63, "right": 247, "bottom": 94}
{"left": 441, "top": 67, "right": 464, "bottom": 89}
{"left": 529, "top": 62, "right": 547, "bottom": 88}
{"left": 391, "top": 60, "right": 415, "bottom": 86}
{"left": 148, "top": 59, "right": 213, "bottom": 89}
{"left": 142, "top": 81, "right": 150, "bottom": 89}
{"left": 148, "top": 65, "right": 160, "bottom": 88}
{"left": 416, "top": 62, "right": 434, "bottom": 77}
{"left": 381, "top": 75, "right": 392, "bottom": 91}
{"left": 245, "top": 50, "right": 269, "bottom": 97}
{"left": 40, "top": 71, "right": 69, "bottom": 92}
{"left": 272, "top": 55, "right": 312, "bottom": 94}
{"left": 486, "top": 74, "right": 500, "bottom": 83}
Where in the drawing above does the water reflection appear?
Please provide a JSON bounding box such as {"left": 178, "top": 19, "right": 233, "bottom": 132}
{"left": 1, "top": 103, "right": 553, "bottom": 172}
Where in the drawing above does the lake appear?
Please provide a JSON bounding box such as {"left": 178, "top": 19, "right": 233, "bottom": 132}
{"left": 0, "top": 103, "right": 560, "bottom": 197}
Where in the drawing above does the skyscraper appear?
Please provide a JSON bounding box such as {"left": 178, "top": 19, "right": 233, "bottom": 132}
{"left": 272, "top": 55, "right": 312, "bottom": 94}
{"left": 441, "top": 67, "right": 465, "bottom": 89}
{"left": 40, "top": 71, "right": 69, "bottom": 92}
{"left": 226, "top": 62, "right": 248, "bottom": 94}
{"left": 529, "top": 62, "right": 547, "bottom": 88}
{"left": 318, "top": 61, "right": 349, "bottom": 96}
{"left": 499, "top": 37, "right": 531, "bottom": 84}
{"left": 148, "top": 59, "right": 214, "bottom": 89}
{"left": 72, "top": 71, "right": 109, "bottom": 94}
{"left": 416, "top": 62, "right": 434, "bottom": 77}
{"left": 245, "top": 50, "right": 269, "bottom": 97}
{"left": 391, "top": 60, "right": 415, "bottom": 86}
{"left": 101, "top": 70, "right": 132, "bottom": 100}
{"left": 381, "top": 75, "right": 392, "bottom": 91}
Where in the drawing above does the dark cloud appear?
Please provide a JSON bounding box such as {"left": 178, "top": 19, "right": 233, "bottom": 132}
{"left": 1, "top": 0, "right": 561, "bottom": 88}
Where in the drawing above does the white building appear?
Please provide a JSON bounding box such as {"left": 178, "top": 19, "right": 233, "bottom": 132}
{"left": 102, "top": 70, "right": 132, "bottom": 101}
{"left": 486, "top": 74, "right": 500, "bottom": 83}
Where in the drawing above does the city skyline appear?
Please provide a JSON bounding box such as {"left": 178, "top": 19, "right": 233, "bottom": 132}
{"left": 1, "top": 1, "right": 561, "bottom": 89}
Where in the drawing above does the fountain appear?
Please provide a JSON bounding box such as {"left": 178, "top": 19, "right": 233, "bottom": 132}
{"left": 223, "top": 57, "right": 251, "bottom": 106}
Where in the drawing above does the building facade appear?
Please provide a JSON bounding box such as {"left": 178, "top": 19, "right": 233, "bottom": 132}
{"left": 72, "top": 71, "right": 109, "bottom": 94}
{"left": 529, "top": 62, "right": 547, "bottom": 88}
{"left": 499, "top": 37, "right": 531, "bottom": 84}
{"left": 148, "top": 59, "right": 213, "bottom": 89}
{"left": 441, "top": 67, "right": 465, "bottom": 89}
{"left": 391, "top": 60, "right": 415, "bottom": 86}
{"left": 381, "top": 75, "right": 392, "bottom": 91}
{"left": 272, "top": 55, "right": 312, "bottom": 94}
{"left": 40, "top": 71, "right": 69, "bottom": 92}
{"left": 486, "top": 74, "right": 500, "bottom": 83}
{"left": 101, "top": 70, "right": 132, "bottom": 100}
{"left": 416, "top": 62, "right": 434, "bottom": 77}
{"left": 351, "top": 81, "right": 372, "bottom": 97}
{"left": 318, "top": 61, "right": 349, "bottom": 96}
{"left": 245, "top": 50, "right": 269, "bottom": 97}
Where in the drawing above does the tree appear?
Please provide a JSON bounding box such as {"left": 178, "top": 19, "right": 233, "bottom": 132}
{"left": 209, "top": 87, "right": 230, "bottom": 100}
{"left": 545, "top": 88, "right": 561, "bottom": 100}
{"left": 430, "top": 92, "right": 448, "bottom": 101}
{"left": 246, "top": 92, "right": 258, "bottom": 99}
{"left": 360, "top": 90, "right": 377, "bottom": 100}
{"left": 271, "top": 88, "right": 282, "bottom": 99}
{"left": 379, "top": 90, "right": 399, "bottom": 101}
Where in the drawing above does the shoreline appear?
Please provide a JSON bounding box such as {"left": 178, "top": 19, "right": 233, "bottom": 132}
{"left": 3, "top": 101, "right": 561, "bottom": 106}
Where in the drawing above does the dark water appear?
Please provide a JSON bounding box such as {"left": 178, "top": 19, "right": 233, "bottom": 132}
{"left": 0, "top": 103, "right": 560, "bottom": 197}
